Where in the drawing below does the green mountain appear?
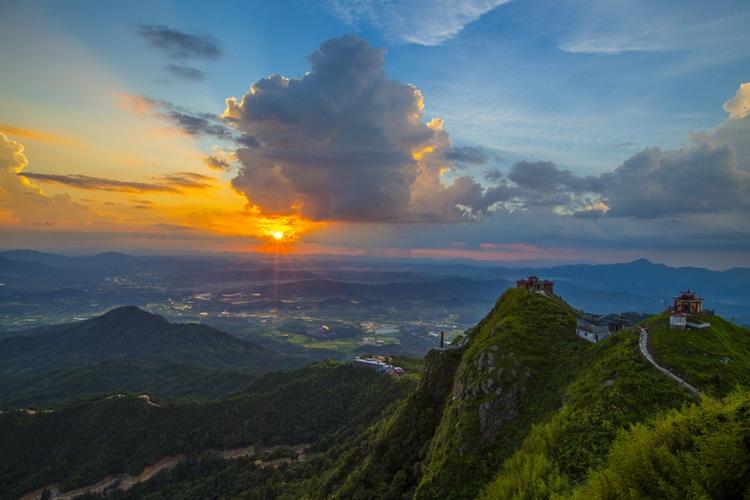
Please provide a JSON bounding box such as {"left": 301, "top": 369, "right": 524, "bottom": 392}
{"left": 320, "top": 288, "right": 750, "bottom": 499}
{"left": 0, "top": 306, "right": 304, "bottom": 407}
{"left": 0, "top": 362, "right": 411, "bottom": 500}
{"left": 2, "top": 290, "right": 750, "bottom": 499}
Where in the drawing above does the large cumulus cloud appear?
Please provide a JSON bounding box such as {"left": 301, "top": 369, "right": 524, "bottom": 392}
{"left": 224, "top": 35, "right": 495, "bottom": 222}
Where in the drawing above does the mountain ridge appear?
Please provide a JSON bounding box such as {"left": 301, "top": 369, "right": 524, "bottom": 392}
{"left": 0, "top": 306, "right": 303, "bottom": 408}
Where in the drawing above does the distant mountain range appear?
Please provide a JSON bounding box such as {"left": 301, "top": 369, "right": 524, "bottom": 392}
{"left": 259, "top": 277, "right": 512, "bottom": 301}
{"left": 0, "top": 306, "right": 305, "bottom": 407}
{"left": 1, "top": 250, "right": 749, "bottom": 324}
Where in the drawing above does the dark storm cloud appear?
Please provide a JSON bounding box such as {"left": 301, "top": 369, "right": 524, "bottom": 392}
{"left": 19, "top": 172, "right": 213, "bottom": 193}
{"left": 508, "top": 160, "right": 603, "bottom": 193}
{"left": 600, "top": 144, "right": 750, "bottom": 218}
{"left": 224, "top": 35, "right": 520, "bottom": 222}
{"left": 444, "top": 146, "right": 490, "bottom": 165}
{"left": 168, "top": 110, "right": 232, "bottom": 139}
{"left": 226, "top": 35, "right": 444, "bottom": 221}
{"left": 483, "top": 168, "right": 503, "bottom": 183}
{"left": 221, "top": 39, "right": 750, "bottom": 226}
{"left": 500, "top": 139, "right": 750, "bottom": 218}
{"left": 236, "top": 135, "right": 260, "bottom": 148}
{"left": 166, "top": 64, "right": 206, "bottom": 81}
{"left": 138, "top": 25, "right": 221, "bottom": 60}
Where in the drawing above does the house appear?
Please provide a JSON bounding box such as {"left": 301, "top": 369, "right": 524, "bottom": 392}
{"left": 669, "top": 290, "right": 713, "bottom": 329}
{"left": 353, "top": 356, "right": 404, "bottom": 376}
{"left": 669, "top": 312, "right": 687, "bottom": 330}
{"left": 673, "top": 290, "right": 704, "bottom": 315}
{"left": 576, "top": 312, "right": 647, "bottom": 343}
{"left": 516, "top": 276, "right": 554, "bottom": 294}
{"left": 576, "top": 314, "right": 611, "bottom": 343}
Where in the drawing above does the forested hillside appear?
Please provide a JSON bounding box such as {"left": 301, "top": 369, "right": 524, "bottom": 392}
{"left": 0, "top": 306, "right": 311, "bottom": 407}
{"left": 3, "top": 289, "right": 750, "bottom": 499}
{"left": 0, "top": 362, "right": 411, "bottom": 500}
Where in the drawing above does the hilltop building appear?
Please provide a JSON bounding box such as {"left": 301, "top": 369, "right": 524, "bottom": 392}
{"left": 516, "top": 276, "right": 554, "bottom": 294}
{"left": 576, "top": 312, "right": 646, "bottom": 343}
{"left": 673, "top": 290, "right": 704, "bottom": 315}
{"left": 669, "top": 312, "right": 687, "bottom": 330}
{"left": 668, "top": 290, "right": 713, "bottom": 330}
{"left": 354, "top": 356, "right": 404, "bottom": 376}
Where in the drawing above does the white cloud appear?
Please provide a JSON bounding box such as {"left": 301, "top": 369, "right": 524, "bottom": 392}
{"left": 557, "top": 1, "right": 750, "bottom": 59}
{"left": 723, "top": 82, "right": 750, "bottom": 119}
{"left": 325, "top": 0, "right": 508, "bottom": 45}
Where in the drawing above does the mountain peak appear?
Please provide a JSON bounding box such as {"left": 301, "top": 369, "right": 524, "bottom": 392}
{"left": 96, "top": 306, "right": 168, "bottom": 326}
{"left": 630, "top": 258, "right": 654, "bottom": 265}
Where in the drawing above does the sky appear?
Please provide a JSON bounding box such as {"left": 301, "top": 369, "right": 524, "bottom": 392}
{"left": 0, "top": 0, "right": 749, "bottom": 268}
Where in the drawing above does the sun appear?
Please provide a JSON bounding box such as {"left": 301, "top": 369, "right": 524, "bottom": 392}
{"left": 271, "top": 231, "right": 284, "bottom": 240}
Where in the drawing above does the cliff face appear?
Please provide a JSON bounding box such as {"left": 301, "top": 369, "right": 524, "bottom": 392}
{"left": 320, "top": 347, "right": 463, "bottom": 499}
{"left": 321, "top": 288, "right": 586, "bottom": 499}
{"left": 414, "top": 289, "right": 585, "bottom": 499}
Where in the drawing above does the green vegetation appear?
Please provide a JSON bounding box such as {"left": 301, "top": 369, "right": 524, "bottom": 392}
{"left": 4, "top": 289, "right": 750, "bottom": 499}
{"left": 0, "top": 306, "right": 312, "bottom": 408}
{"left": 479, "top": 331, "right": 692, "bottom": 498}
{"left": 319, "top": 348, "right": 463, "bottom": 499}
{"left": 414, "top": 288, "right": 587, "bottom": 499}
{"left": 573, "top": 389, "right": 750, "bottom": 499}
{"left": 111, "top": 454, "right": 317, "bottom": 499}
{"left": 0, "top": 362, "right": 411, "bottom": 500}
{"left": 645, "top": 313, "right": 750, "bottom": 396}
{"left": 0, "top": 360, "right": 256, "bottom": 408}
{"left": 319, "top": 289, "right": 750, "bottom": 500}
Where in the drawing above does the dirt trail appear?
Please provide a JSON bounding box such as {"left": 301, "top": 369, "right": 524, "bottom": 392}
{"left": 639, "top": 327, "right": 700, "bottom": 396}
{"left": 20, "top": 443, "right": 309, "bottom": 499}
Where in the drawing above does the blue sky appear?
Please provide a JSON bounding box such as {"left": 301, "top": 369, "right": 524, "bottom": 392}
{"left": 1, "top": 0, "right": 749, "bottom": 267}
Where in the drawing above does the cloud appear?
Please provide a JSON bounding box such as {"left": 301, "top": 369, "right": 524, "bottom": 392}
{"left": 326, "top": 0, "right": 508, "bottom": 45}
{"left": 117, "top": 93, "right": 233, "bottom": 139}
{"left": 556, "top": 1, "right": 750, "bottom": 59}
{"left": 484, "top": 168, "right": 503, "bottom": 182}
{"left": 18, "top": 171, "right": 213, "bottom": 193}
{"left": 508, "top": 160, "right": 602, "bottom": 193}
{"left": 487, "top": 81, "right": 750, "bottom": 220}
{"left": 444, "top": 145, "right": 490, "bottom": 166}
{"left": 166, "top": 64, "right": 206, "bottom": 81}
{"left": 723, "top": 82, "right": 750, "bottom": 119}
{"left": 0, "top": 125, "right": 79, "bottom": 146}
{"left": 477, "top": 82, "right": 750, "bottom": 219}
{"left": 159, "top": 171, "right": 213, "bottom": 189}
{"left": 225, "top": 35, "right": 502, "bottom": 222}
{"left": 203, "top": 146, "right": 236, "bottom": 171}
{"left": 599, "top": 144, "right": 750, "bottom": 218}
{"left": 137, "top": 25, "right": 221, "bottom": 60}
{"left": 0, "top": 133, "right": 103, "bottom": 227}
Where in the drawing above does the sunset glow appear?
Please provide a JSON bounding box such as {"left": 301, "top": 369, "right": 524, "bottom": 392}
{"left": 0, "top": 1, "right": 748, "bottom": 267}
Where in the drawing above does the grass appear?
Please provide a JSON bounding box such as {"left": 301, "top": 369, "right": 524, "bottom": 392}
{"left": 480, "top": 331, "right": 692, "bottom": 499}
{"left": 414, "top": 289, "right": 590, "bottom": 499}
{"left": 645, "top": 313, "right": 750, "bottom": 396}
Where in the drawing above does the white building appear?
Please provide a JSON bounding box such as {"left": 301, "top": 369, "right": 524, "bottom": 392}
{"left": 353, "top": 356, "right": 403, "bottom": 375}
{"left": 669, "top": 313, "right": 687, "bottom": 330}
